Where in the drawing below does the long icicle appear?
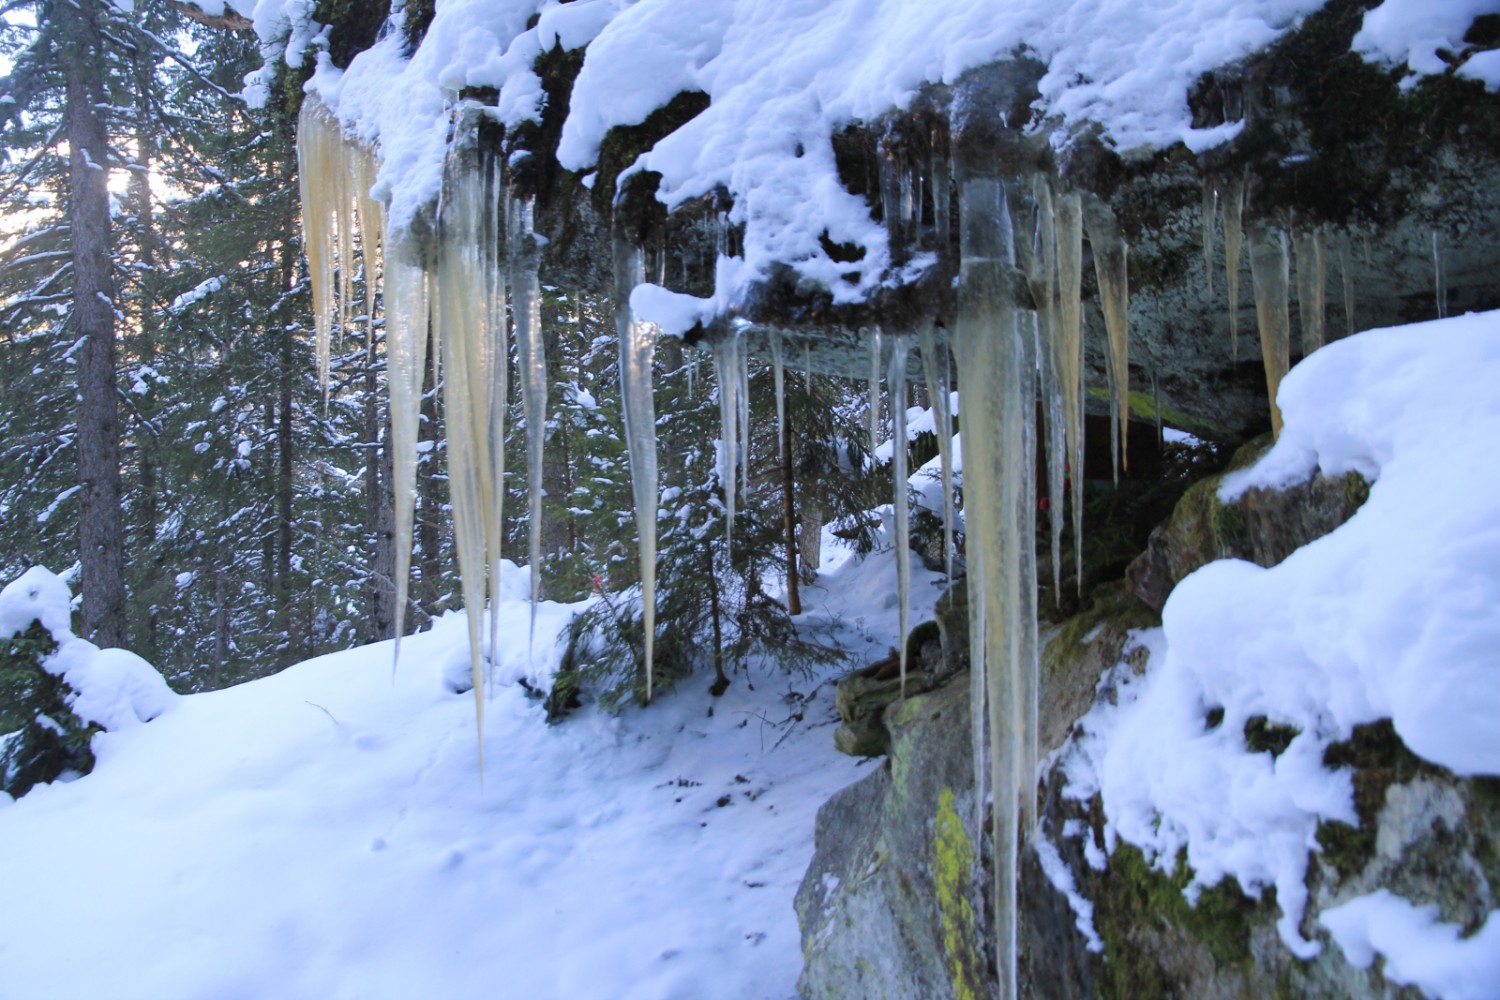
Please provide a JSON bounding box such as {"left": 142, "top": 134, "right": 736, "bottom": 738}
{"left": 436, "top": 140, "right": 498, "bottom": 774}
{"left": 887, "top": 336, "right": 912, "bottom": 696}
{"left": 1339, "top": 231, "right": 1357, "bottom": 338}
{"left": 614, "top": 240, "right": 658, "bottom": 702}
{"left": 1055, "top": 193, "right": 1086, "bottom": 596}
{"left": 738, "top": 339, "right": 751, "bottom": 497}
{"left": 1085, "top": 197, "right": 1130, "bottom": 482}
{"left": 1432, "top": 229, "right": 1447, "bottom": 319}
{"left": 1293, "top": 227, "right": 1326, "bottom": 355}
{"left": 1032, "top": 178, "right": 1066, "bottom": 604}
{"left": 917, "top": 322, "right": 954, "bottom": 581}
{"left": 296, "top": 99, "right": 340, "bottom": 407}
{"left": 1248, "top": 224, "right": 1292, "bottom": 438}
{"left": 1222, "top": 176, "right": 1246, "bottom": 361}
{"left": 954, "top": 171, "right": 1029, "bottom": 1000}
{"left": 386, "top": 249, "right": 429, "bottom": 671}
{"left": 1202, "top": 182, "right": 1217, "bottom": 299}
{"left": 771, "top": 332, "right": 786, "bottom": 462}
{"left": 512, "top": 196, "right": 546, "bottom": 641}
{"left": 714, "top": 334, "right": 741, "bottom": 551}
{"left": 867, "top": 328, "right": 883, "bottom": 456}
{"left": 484, "top": 159, "right": 508, "bottom": 690}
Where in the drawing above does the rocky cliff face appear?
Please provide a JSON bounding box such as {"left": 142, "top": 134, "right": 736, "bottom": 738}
{"left": 797, "top": 453, "right": 1500, "bottom": 999}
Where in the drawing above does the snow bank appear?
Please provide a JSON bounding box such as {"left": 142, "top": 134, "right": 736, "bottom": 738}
{"left": 1062, "top": 311, "right": 1500, "bottom": 965}
{"left": 0, "top": 568, "right": 177, "bottom": 733}
{"left": 0, "top": 544, "right": 936, "bottom": 1000}
{"left": 1320, "top": 891, "right": 1500, "bottom": 1000}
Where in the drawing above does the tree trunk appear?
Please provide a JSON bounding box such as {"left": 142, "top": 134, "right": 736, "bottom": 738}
{"left": 781, "top": 405, "right": 801, "bottom": 615}
{"left": 64, "top": 0, "right": 125, "bottom": 648}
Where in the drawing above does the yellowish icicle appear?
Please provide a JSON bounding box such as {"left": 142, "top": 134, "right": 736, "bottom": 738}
{"left": 1293, "top": 227, "right": 1326, "bottom": 355}
{"left": 1247, "top": 224, "right": 1292, "bottom": 438}
{"left": 1084, "top": 197, "right": 1130, "bottom": 481}
{"left": 1055, "top": 193, "right": 1085, "bottom": 595}
{"left": 954, "top": 171, "right": 1031, "bottom": 1000}
{"left": 436, "top": 146, "right": 501, "bottom": 771}
{"left": 1222, "top": 176, "right": 1246, "bottom": 361}
{"left": 295, "top": 99, "right": 342, "bottom": 405}
{"left": 614, "top": 241, "right": 658, "bottom": 702}
{"left": 385, "top": 250, "right": 429, "bottom": 669}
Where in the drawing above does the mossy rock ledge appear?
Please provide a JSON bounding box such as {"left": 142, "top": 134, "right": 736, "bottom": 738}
{"left": 798, "top": 465, "right": 1497, "bottom": 999}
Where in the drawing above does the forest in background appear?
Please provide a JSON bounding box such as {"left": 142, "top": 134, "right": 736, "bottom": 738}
{"left": 0, "top": 0, "right": 887, "bottom": 702}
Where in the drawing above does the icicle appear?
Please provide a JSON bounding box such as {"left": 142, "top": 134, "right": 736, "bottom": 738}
{"left": 484, "top": 161, "right": 508, "bottom": 690}
{"left": 1055, "top": 193, "right": 1086, "bottom": 596}
{"left": 1247, "top": 224, "right": 1292, "bottom": 438}
{"left": 435, "top": 144, "right": 503, "bottom": 771}
{"left": 1292, "top": 227, "right": 1326, "bottom": 356}
{"left": 953, "top": 171, "right": 1034, "bottom": 1000}
{"left": 714, "top": 334, "right": 741, "bottom": 550}
{"left": 385, "top": 250, "right": 429, "bottom": 669}
{"left": 295, "top": 100, "right": 345, "bottom": 406}
{"left": 738, "top": 341, "right": 751, "bottom": 496}
{"left": 1084, "top": 197, "right": 1130, "bottom": 482}
{"left": 887, "top": 336, "right": 912, "bottom": 696}
{"left": 614, "top": 240, "right": 658, "bottom": 702}
{"left": 1028, "top": 178, "right": 1066, "bottom": 604}
{"left": 771, "top": 332, "right": 786, "bottom": 463}
{"left": 1202, "top": 183, "right": 1217, "bottom": 299}
{"left": 1339, "top": 233, "right": 1357, "bottom": 338}
{"left": 351, "top": 141, "right": 384, "bottom": 352}
{"left": 803, "top": 341, "right": 812, "bottom": 393}
{"left": 917, "top": 323, "right": 954, "bottom": 581}
{"left": 1222, "top": 177, "right": 1246, "bottom": 361}
{"left": 512, "top": 196, "right": 546, "bottom": 641}
{"left": 1432, "top": 229, "right": 1447, "bottom": 319}
{"left": 931, "top": 139, "right": 951, "bottom": 255}
{"left": 1020, "top": 308, "right": 1040, "bottom": 838}
{"left": 867, "top": 329, "right": 883, "bottom": 455}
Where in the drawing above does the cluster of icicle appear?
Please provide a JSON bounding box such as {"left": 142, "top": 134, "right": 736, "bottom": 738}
{"left": 297, "top": 100, "right": 595, "bottom": 768}
{"left": 1201, "top": 176, "right": 1378, "bottom": 438}
{"left": 299, "top": 96, "right": 1433, "bottom": 998}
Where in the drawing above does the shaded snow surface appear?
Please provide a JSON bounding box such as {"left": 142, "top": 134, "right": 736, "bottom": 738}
{"left": 0, "top": 545, "right": 942, "bottom": 1000}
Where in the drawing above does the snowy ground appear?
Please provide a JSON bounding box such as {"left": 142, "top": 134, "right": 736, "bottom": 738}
{"left": 0, "top": 542, "right": 944, "bottom": 1000}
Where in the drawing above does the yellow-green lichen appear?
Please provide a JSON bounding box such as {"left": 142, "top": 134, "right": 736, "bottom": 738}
{"left": 934, "top": 787, "right": 985, "bottom": 1000}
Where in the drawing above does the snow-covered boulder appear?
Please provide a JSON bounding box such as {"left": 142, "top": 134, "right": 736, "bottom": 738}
{"left": 0, "top": 568, "right": 176, "bottom": 798}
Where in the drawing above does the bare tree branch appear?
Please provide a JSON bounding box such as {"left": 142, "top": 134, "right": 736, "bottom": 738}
{"left": 165, "top": 1, "right": 253, "bottom": 32}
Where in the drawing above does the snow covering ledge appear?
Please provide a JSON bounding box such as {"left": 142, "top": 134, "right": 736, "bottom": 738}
{"left": 1053, "top": 312, "right": 1500, "bottom": 977}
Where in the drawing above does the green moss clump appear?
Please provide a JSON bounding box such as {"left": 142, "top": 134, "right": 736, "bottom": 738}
{"left": 1092, "top": 842, "right": 1265, "bottom": 1000}
{"left": 1316, "top": 718, "right": 1435, "bottom": 879}
{"left": 592, "top": 90, "right": 713, "bottom": 236}
{"left": 1040, "top": 581, "right": 1158, "bottom": 686}
{"left": 1244, "top": 715, "right": 1299, "bottom": 758}
{"left": 933, "top": 787, "right": 985, "bottom": 1000}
